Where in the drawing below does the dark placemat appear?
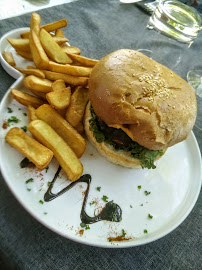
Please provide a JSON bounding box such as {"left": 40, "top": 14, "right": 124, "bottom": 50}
{"left": 0, "top": 0, "right": 202, "bottom": 269}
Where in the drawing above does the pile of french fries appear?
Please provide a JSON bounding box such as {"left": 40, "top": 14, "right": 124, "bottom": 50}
{"left": 4, "top": 12, "right": 99, "bottom": 182}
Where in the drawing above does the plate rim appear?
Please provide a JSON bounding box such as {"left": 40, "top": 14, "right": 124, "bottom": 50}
{"left": 0, "top": 56, "right": 202, "bottom": 249}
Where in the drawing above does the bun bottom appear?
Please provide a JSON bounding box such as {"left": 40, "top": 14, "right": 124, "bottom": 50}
{"left": 84, "top": 102, "right": 164, "bottom": 169}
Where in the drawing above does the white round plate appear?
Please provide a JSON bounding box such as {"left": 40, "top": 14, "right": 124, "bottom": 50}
{"left": 0, "top": 27, "right": 32, "bottom": 79}
{"left": 0, "top": 77, "right": 201, "bottom": 248}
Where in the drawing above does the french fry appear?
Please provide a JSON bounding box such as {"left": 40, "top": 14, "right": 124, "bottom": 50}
{"left": 55, "top": 29, "right": 64, "bottom": 37}
{"left": 20, "top": 19, "right": 67, "bottom": 39}
{"left": 35, "top": 104, "right": 86, "bottom": 157}
{"left": 51, "top": 80, "right": 67, "bottom": 116}
{"left": 42, "top": 70, "right": 88, "bottom": 86}
{"left": 66, "top": 53, "right": 99, "bottom": 67}
{"left": 16, "top": 50, "right": 33, "bottom": 61}
{"left": 28, "top": 120, "right": 83, "bottom": 181}
{"left": 28, "top": 105, "right": 38, "bottom": 122}
{"left": 2, "top": 51, "right": 16, "bottom": 67}
{"left": 65, "top": 86, "right": 89, "bottom": 127}
{"left": 24, "top": 75, "right": 52, "bottom": 93}
{"left": 74, "top": 122, "right": 84, "bottom": 134}
{"left": 40, "top": 28, "right": 72, "bottom": 64}
{"left": 15, "top": 67, "right": 45, "bottom": 78}
{"left": 52, "top": 36, "right": 69, "bottom": 45}
{"left": 29, "top": 13, "right": 49, "bottom": 69}
{"left": 7, "top": 38, "right": 30, "bottom": 52}
{"left": 11, "top": 89, "right": 44, "bottom": 108}
{"left": 46, "top": 86, "right": 71, "bottom": 109}
{"left": 47, "top": 61, "right": 92, "bottom": 77}
{"left": 28, "top": 89, "right": 47, "bottom": 100}
{"left": 8, "top": 37, "right": 68, "bottom": 54}
{"left": 61, "top": 44, "right": 81, "bottom": 55}
{"left": 5, "top": 127, "right": 53, "bottom": 170}
{"left": 51, "top": 79, "right": 66, "bottom": 92}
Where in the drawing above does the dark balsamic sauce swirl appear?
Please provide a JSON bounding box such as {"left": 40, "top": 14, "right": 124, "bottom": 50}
{"left": 44, "top": 166, "right": 122, "bottom": 224}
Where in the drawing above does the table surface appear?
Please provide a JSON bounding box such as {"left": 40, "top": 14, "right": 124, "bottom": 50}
{"left": 0, "top": 0, "right": 202, "bottom": 269}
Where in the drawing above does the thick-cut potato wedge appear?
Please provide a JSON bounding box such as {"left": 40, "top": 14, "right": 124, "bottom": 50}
{"left": 55, "top": 29, "right": 64, "bottom": 37}
{"left": 47, "top": 61, "right": 92, "bottom": 77}
{"left": 20, "top": 19, "right": 67, "bottom": 39}
{"left": 7, "top": 38, "right": 30, "bottom": 52}
{"left": 28, "top": 120, "right": 83, "bottom": 181}
{"left": 35, "top": 104, "right": 86, "bottom": 158}
{"left": 8, "top": 37, "right": 67, "bottom": 54}
{"left": 2, "top": 51, "right": 16, "bottom": 67}
{"left": 29, "top": 14, "right": 49, "bottom": 69}
{"left": 65, "top": 86, "right": 89, "bottom": 127}
{"left": 11, "top": 89, "right": 44, "bottom": 108}
{"left": 66, "top": 53, "right": 99, "bottom": 67}
{"left": 5, "top": 127, "right": 53, "bottom": 170}
{"left": 16, "top": 50, "right": 33, "bottom": 61}
{"left": 40, "top": 29, "right": 72, "bottom": 64}
{"left": 61, "top": 44, "right": 81, "bottom": 55}
{"left": 46, "top": 87, "right": 71, "bottom": 110}
{"left": 28, "top": 105, "right": 38, "bottom": 122}
{"left": 42, "top": 70, "right": 88, "bottom": 86}
{"left": 74, "top": 122, "right": 84, "bottom": 134}
{"left": 28, "top": 89, "right": 47, "bottom": 100}
{"left": 30, "top": 30, "right": 49, "bottom": 69}
{"left": 52, "top": 36, "right": 69, "bottom": 45}
{"left": 51, "top": 79, "right": 66, "bottom": 92}
{"left": 15, "top": 67, "right": 45, "bottom": 78}
{"left": 24, "top": 75, "right": 52, "bottom": 93}
{"left": 30, "top": 12, "right": 41, "bottom": 35}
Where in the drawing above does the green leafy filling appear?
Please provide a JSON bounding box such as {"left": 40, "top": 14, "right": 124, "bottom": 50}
{"left": 89, "top": 106, "right": 164, "bottom": 169}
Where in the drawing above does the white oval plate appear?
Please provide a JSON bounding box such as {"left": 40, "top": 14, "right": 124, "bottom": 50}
{"left": 0, "top": 77, "right": 201, "bottom": 248}
{"left": 0, "top": 27, "right": 32, "bottom": 79}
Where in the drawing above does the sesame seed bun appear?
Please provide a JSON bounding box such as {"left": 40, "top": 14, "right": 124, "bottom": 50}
{"left": 88, "top": 49, "right": 197, "bottom": 150}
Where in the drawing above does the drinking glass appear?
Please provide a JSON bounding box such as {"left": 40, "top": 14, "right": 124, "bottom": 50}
{"left": 136, "top": 0, "right": 202, "bottom": 128}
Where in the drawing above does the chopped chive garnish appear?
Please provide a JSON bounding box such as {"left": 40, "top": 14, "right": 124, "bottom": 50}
{"left": 96, "top": 186, "right": 101, "bottom": 192}
{"left": 121, "top": 229, "right": 126, "bottom": 237}
{"left": 102, "top": 195, "right": 109, "bottom": 202}
{"left": 7, "top": 107, "right": 13, "bottom": 113}
{"left": 144, "top": 191, "right": 151, "bottom": 196}
{"left": 25, "top": 178, "right": 34, "bottom": 184}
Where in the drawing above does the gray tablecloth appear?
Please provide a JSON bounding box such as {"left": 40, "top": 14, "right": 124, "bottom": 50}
{"left": 0, "top": 0, "right": 202, "bottom": 269}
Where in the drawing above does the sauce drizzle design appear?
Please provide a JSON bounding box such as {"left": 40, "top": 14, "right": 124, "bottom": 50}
{"left": 44, "top": 166, "right": 122, "bottom": 224}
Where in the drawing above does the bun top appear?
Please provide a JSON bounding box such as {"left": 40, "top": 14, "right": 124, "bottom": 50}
{"left": 88, "top": 49, "right": 197, "bottom": 150}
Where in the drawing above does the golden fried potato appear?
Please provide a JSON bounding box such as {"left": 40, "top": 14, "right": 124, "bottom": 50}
{"left": 40, "top": 29, "right": 72, "bottom": 64}
{"left": 46, "top": 86, "right": 71, "bottom": 110}
{"left": 51, "top": 79, "right": 66, "bottom": 92}
{"left": 11, "top": 89, "right": 44, "bottom": 108}
{"left": 65, "top": 86, "right": 89, "bottom": 127}
{"left": 28, "top": 120, "right": 83, "bottom": 181}
{"left": 16, "top": 50, "right": 33, "bottom": 61}
{"left": 35, "top": 104, "right": 86, "bottom": 157}
{"left": 7, "top": 38, "right": 30, "bottom": 52}
{"left": 29, "top": 13, "right": 49, "bottom": 69}
{"left": 28, "top": 105, "right": 38, "bottom": 122}
{"left": 5, "top": 127, "right": 53, "bottom": 170}
{"left": 61, "top": 44, "right": 81, "bottom": 55}
{"left": 2, "top": 51, "right": 16, "bottom": 67}
{"left": 42, "top": 70, "right": 88, "bottom": 86}
{"left": 20, "top": 19, "right": 67, "bottom": 38}
{"left": 66, "top": 53, "right": 99, "bottom": 67}
{"left": 55, "top": 29, "right": 64, "bottom": 37}
{"left": 24, "top": 75, "right": 52, "bottom": 93}
{"left": 47, "top": 61, "right": 92, "bottom": 77}
{"left": 15, "top": 67, "right": 45, "bottom": 78}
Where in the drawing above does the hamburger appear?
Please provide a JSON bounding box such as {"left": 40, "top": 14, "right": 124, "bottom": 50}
{"left": 84, "top": 49, "right": 197, "bottom": 169}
